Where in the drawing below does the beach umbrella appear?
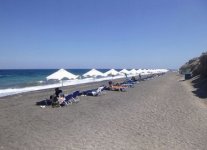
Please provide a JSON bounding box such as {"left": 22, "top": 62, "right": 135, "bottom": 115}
{"left": 136, "top": 69, "right": 146, "bottom": 75}
{"left": 161, "top": 69, "right": 168, "bottom": 73}
{"left": 104, "top": 69, "right": 119, "bottom": 79}
{"left": 136, "top": 69, "right": 143, "bottom": 74}
{"left": 152, "top": 69, "right": 161, "bottom": 74}
{"left": 142, "top": 69, "right": 149, "bottom": 75}
{"left": 83, "top": 69, "right": 104, "bottom": 78}
{"left": 104, "top": 69, "right": 119, "bottom": 76}
{"left": 46, "top": 68, "right": 78, "bottom": 86}
{"left": 119, "top": 69, "right": 130, "bottom": 79}
{"left": 129, "top": 69, "right": 137, "bottom": 75}
{"left": 119, "top": 69, "right": 130, "bottom": 75}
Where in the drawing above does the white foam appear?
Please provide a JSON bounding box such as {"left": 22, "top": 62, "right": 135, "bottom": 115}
{"left": 38, "top": 80, "right": 44, "bottom": 83}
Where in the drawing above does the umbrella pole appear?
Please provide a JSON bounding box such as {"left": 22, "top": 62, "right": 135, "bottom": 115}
{"left": 62, "top": 80, "right": 63, "bottom": 87}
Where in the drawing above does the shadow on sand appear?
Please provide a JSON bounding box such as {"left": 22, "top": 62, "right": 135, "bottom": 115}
{"left": 191, "top": 75, "right": 207, "bottom": 99}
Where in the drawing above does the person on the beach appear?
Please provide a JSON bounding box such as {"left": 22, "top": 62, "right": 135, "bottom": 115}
{"left": 55, "top": 87, "right": 63, "bottom": 97}
{"left": 57, "top": 93, "right": 65, "bottom": 105}
{"left": 50, "top": 88, "right": 64, "bottom": 107}
{"left": 108, "top": 80, "right": 127, "bottom": 91}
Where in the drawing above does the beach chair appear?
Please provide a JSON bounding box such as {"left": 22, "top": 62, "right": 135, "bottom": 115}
{"left": 121, "top": 83, "right": 135, "bottom": 88}
{"left": 72, "top": 91, "right": 80, "bottom": 103}
{"left": 83, "top": 86, "right": 105, "bottom": 96}
{"left": 64, "top": 91, "right": 80, "bottom": 105}
{"left": 36, "top": 99, "right": 52, "bottom": 106}
{"left": 95, "top": 86, "right": 105, "bottom": 95}
{"left": 90, "top": 86, "right": 105, "bottom": 96}
{"left": 64, "top": 94, "right": 73, "bottom": 105}
{"left": 123, "top": 79, "right": 137, "bottom": 84}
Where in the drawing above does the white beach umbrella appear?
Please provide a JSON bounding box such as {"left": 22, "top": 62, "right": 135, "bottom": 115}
{"left": 46, "top": 69, "right": 78, "bottom": 86}
{"left": 83, "top": 69, "right": 104, "bottom": 78}
{"left": 136, "top": 69, "right": 146, "bottom": 75}
{"left": 152, "top": 69, "right": 161, "bottom": 74}
{"left": 104, "top": 69, "right": 119, "bottom": 79}
{"left": 155, "top": 69, "right": 168, "bottom": 74}
{"left": 136, "top": 69, "right": 143, "bottom": 74}
{"left": 129, "top": 69, "right": 137, "bottom": 75}
{"left": 161, "top": 69, "right": 168, "bottom": 73}
{"left": 147, "top": 69, "right": 155, "bottom": 74}
{"left": 142, "top": 69, "right": 150, "bottom": 75}
{"left": 104, "top": 69, "right": 119, "bottom": 76}
{"left": 119, "top": 69, "right": 130, "bottom": 75}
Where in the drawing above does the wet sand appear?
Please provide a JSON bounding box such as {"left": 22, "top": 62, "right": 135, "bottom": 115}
{"left": 0, "top": 73, "right": 207, "bottom": 150}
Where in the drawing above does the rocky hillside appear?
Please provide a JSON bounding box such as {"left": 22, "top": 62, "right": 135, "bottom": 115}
{"left": 180, "top": 52, "right": 207, "bottom": 99}
{"left": 180, "top": 52, "right": 207, "bottom": 77}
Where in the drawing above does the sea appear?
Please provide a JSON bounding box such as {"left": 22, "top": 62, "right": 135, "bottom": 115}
{"left": 0, "top": 69, "right": 122, "bottom": 97}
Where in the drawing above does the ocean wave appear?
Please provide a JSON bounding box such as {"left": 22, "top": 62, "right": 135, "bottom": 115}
{"left": 38, "top": 80, "right": 44, "bottom": 83}
{"left": 0, "top": 74, "right": 12, "bottom": 78}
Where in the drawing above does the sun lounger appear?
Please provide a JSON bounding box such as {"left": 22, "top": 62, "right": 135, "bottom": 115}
{"left": 123, "top": 79, "right": 137, "bottom": 84}
{"left": 72, "top": 91, "right": 80, "bottom": 102}
{"left": 64, "top": 91, "right": 80, "bottom": 105}
{"left": 36, "top": 99, "right": 52, "bottom": 106}
{"left": 82, "top": 86, "right": 105, "bottom": 96}
{"left": 120, "top": 83, "right": 135, "bottom": 88}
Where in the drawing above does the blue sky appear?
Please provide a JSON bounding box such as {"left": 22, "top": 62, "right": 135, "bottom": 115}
{"left": 0, "top": 0, "right": 207, "bottom": 69}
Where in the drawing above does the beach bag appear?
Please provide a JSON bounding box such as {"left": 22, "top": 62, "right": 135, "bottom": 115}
{"left": 51, "top": 95, "right": 60, "bottom": 108}
{"left": 52, "top": 101, "right": 60, "bottom": 108}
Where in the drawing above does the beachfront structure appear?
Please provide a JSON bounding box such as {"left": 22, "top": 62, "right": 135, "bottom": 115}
{"left": 83, "top": 69, "right": 105, "bottom": 78}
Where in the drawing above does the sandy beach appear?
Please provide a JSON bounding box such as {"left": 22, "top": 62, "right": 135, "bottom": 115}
{"left": 0, "top": 72, "right": 207, "bottom": 150}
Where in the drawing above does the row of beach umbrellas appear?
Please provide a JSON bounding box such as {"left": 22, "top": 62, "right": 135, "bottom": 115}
{"left": 46, "top": 68, "right": 168, "bottom": 82}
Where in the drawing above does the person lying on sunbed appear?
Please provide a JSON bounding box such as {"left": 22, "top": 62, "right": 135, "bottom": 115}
{"left": 107, "top": 81, "right": 127, "bottom": 91}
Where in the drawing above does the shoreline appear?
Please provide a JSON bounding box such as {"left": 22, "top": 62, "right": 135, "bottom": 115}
{"left": 0, "top": 74, "right": 154, "bottom": 98}
{"left": 0, "top": 75, "right": 124, "bottom": 98}
{"left": 0, "top": 68, "right": 168, "bottom": 98}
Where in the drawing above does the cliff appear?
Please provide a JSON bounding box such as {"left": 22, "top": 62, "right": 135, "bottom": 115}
{"left": 180, "top": 52, "right": 207, "bottom": 99}
{"left": 180, "top": 52, "right": 207, "bottom": 77}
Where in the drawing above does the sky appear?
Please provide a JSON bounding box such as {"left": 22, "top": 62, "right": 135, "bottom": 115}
{"left": 0, "top": 0, "right": 207, "bottom": 69}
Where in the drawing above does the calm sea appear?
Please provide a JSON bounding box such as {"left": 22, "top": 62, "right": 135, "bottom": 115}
{"left": 0, "top": 69, "right": 112, "bottom": 89}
